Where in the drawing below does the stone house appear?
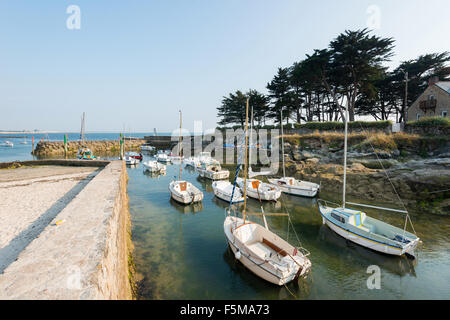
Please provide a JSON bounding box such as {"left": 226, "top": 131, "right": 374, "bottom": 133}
{"left": 407, "top": 80, "right": 450, "bottom": 121}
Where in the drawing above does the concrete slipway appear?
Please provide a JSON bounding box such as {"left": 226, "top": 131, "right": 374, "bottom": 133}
{"left": 0, "top": 160, "right": 133, "bottom": 299}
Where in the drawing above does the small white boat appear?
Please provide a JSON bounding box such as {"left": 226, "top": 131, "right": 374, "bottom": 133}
{"left": 140, "top": 143, "right": 155, "bottom": 152}
{"left": 268, "top": 177, "right": 319, "bottom": 197}
{"left": 184, "top": 156, "right": 200, "bottom": 168}
{"left": 224, "top": 215, "right": 311, "bottom": 285}
{"left": 142, "top": 160, "right": 166, "bottom": 173}
{"left": 169, "top": 110, "right": 204, "bottom": 205}
{"left": 197, "top": 160, "right": 230, "bottom": 180}
{"left": 1, "top": 141, "right": 14, "bottom": 147}
{"left": 212, "top": 181, "right": 245, "bottom": 203}
{"left": 237, "top": 177, "right": 281, "bottom": 201}
{"left": 169, "top": 180, "right": 204, "bottom": 204}
{"left": 156, "top": 153, "right": 171, "bottom": 163}
{"left": 269, "top": 108, "right": 320, "bottom": 197}
{"left": 168, "top": 152, "right": 184, "bottom": 161}
{"left": 124, "top": 155, "right": 138, "bottom": 165}
{"left": 198, "top": 151, "right": 214, "bottom": 165}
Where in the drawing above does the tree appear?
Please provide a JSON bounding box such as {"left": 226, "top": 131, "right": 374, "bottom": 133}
{"left": 392, "top": 52, "right": 450, "bottom": 123}
{"left": 328, "top": 29, "right": 395, "bottom": 121}
{"left": 247, "top": 89, "right": 270, "bottom": 126}
{"left": 266, "top": 68, "right": 295, "bottom": 124}
{"left": 217, "top": 90, "right": 247, "bottom": 126}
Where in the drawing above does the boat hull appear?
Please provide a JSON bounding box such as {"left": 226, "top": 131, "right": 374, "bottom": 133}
{"left": 268, "top": 179, "right": 318, "bottom": 197}
{"left": 319, "top": 205, "right": 419, "bottom": 257}
{"left": 169, "top": 181, "right": 204, "bottom": 205}
{"left": 224, "top": 216, "right": 310, "bottom": 286}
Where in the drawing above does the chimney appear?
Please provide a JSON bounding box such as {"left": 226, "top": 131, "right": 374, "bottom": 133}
{"left": 428, "top": 76, "right": 439, "bottom": 86}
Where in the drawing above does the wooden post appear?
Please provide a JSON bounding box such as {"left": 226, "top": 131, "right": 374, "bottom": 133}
{"left": 64, "top": 134, "right": 68, "bottom": 159}
{"left": 120, "top": 133, "right": 124, "bottom": 160}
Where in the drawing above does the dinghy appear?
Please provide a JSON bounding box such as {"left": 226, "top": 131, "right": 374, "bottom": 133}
{"left": 156, "top": 153, "right": 171, "bottom": 163}
{"left": 184, "top": 156, "right": 200, "bottom": 168}
{"left": 212, "top": 181, "right": 245, "bottom": 203}
{"left": 1, "top": 141, "right": 14, "bottom": 147}
{"left": 169, "top": 110, "right": 204, "bottom": 205}
{"left": 142, "top": 160, "right": 166, "bottom": 174}
{"left": 236, "top": 177, "right": 281, "bottom": 201}
{"left": 197, "top": 160, "right": 230, "bottom": 180}
{"left": 318, "top": 106, "right": 420, "bottom": 258}
{"left": 268, "top": 108, "right": 319, "bottom": 197}
{"left": 124, "top": 155, "right": 138, "bottom": 165}
{"left": 224, "top": 98, "right": 311, "bottom": 286}
{"left": 169, "top": 180, "right": 204, "bottom": 204}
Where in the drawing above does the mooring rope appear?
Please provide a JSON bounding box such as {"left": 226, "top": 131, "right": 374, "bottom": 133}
{"left": 356, "top": 122, "right": 417, "bottom": 236}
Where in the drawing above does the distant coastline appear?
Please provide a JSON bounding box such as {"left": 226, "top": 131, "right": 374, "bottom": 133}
{"left": 0, "top": 131, "right": 63, "bottom": 134}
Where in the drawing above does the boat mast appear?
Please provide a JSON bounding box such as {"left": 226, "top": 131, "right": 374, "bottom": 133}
{"left": 280, "top": 108, "right": 286, "bottom": 178}
{"left": 342, "top": 106, "right": 348, "bottom": 208}
{"left": 243, "top": 99, "right": 249, "bottom": 223}
{"left": 80, "top": 112, "right": 86, "bottom": 144}
{"left": 178, "top": 110, "right": 182, "bottom": 181}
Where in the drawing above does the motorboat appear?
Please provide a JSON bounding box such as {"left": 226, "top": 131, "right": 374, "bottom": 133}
{"left": 169, "top": 180, "right": 204, "bottom": 204}
{"left": 125, "top": 151, "right": 143, "bottom": 161}
{"left": 142, "top": 160, "right": 166, "bottom": 173}
{"left": 0, "top": 140, "right": 14, "bottom": 147}
{"left": 124, "top": 155, "right": 138, "bottom": 165}
{"left": 197, "top": 160, "right": 230, "bottom": 180}
{"left": 156, "top": 153, "right": 171, "bottom": 163}
{"left": 140, "top": 143, "right": 155, "bottom": 152}
{"left": 212, "top": 181, "right": 245, "bottom": 203}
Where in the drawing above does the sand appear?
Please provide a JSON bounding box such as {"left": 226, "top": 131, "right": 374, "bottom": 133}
{"left": 0, "top": 165, "right": 99, "bottom": 273}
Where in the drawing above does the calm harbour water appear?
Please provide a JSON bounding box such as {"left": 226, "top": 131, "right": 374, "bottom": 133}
{"left": 1, "top": 134, "right": 449, "bottom": 299}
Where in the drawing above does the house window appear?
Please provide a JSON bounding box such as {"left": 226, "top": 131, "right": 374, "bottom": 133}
{"left": 417, "top": 113, "right": 421, "bottom": 120}
{"left": 443, "top": 111, "right": 448, "bottom": 118}
{"left": 428, "top": 94, "right": 435, "bottom": 101}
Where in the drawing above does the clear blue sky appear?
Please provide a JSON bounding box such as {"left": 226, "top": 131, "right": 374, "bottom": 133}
{"left": 1, "top": 0, "right": 449, "bottom": 132}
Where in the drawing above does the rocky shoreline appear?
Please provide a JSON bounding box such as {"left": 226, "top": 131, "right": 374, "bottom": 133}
{"left": 283, "top": 141, "right": 450, "bottom": 216}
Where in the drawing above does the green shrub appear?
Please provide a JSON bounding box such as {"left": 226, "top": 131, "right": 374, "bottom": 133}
{"left": 293, "top": 120, "right": 391, "bottom": 130}
{"left": 406, "top": 116, "right": 450, "bottom": 127}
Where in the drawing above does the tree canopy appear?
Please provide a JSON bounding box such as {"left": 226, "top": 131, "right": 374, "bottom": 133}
{"left": 216, "top": 29, "right": 450, "bottom": 126}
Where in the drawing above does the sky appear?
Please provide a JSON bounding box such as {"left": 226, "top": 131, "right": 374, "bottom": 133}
{"left": 1, "top": 0, "right": 449, "bottom": 132}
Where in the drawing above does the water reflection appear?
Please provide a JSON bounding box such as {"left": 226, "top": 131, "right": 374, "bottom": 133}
{"left": 127, "top": 153, "right": 450, "bottom": 300}
{"left": 317, "top": 225, "right": 417, "bottom": 277}
{"left": 169, "top": 198, "right": 204, "bottom": 214}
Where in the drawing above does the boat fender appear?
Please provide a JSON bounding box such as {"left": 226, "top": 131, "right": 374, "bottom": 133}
{"left": 235, "top": 250, "right": 241, "bottom": 260}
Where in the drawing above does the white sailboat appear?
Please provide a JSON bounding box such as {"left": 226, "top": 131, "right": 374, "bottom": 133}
{"left": 268, "top": 108, "right": 320, "bottom": 197}
{"left": 318, "top": 107, "right": 420, "bottom": 258}
{"left": 169, "top": 110, "right": 204, "bottom": 205}
{"left": 142, "top": 160, "right": 166, "bottom": 174}
{"left": 224, "top": 99, "right": 311, "bottom": 286}
{"left": 77, "top": 112, "right": 96, "bottom": 160}
{"left": 237, "top": 108, "right": 281, "bottom": 202}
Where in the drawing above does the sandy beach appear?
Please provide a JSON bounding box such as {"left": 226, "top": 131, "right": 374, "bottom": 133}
{"left": 0, "top": 166, "right": 99, "bottom": 273}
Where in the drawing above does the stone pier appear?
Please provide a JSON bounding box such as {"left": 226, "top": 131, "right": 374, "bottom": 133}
{"left": 0, "top": 160, "right": 133, "bottom": 299}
